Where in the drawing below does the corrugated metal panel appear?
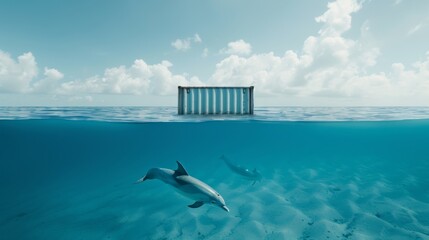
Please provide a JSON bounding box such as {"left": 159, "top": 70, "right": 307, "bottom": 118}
{"left": 186, "top": 88, "right": 192, "bottom": 114}
{"left": 178, "top": 86, "right": 254, "bottom": 115}
{"left": 208, "top": 88, "right": 214, "bottom": 114}
{"left": 236, "top": 88, "right": 242, "bottom": 114}
{"left": 243, "top": 87, "right": 249, "bottom": 114}
{"left": 193, "top": 88, "right": 199, "bottom": 114}
{"left": 220, "top": 88, "right": 229, "bottom": 114}
{"left": 217, "top": 88, "right": 223, "bottom": 114}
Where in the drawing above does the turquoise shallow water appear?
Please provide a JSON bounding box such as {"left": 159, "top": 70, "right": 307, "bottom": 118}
{"left": 1, "top": 107, "right": 429, "bottom": 239}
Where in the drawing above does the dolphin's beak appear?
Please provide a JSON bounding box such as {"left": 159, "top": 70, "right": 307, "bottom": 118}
{"left": 221, "top": 205, "right": 230, "bottom": 212}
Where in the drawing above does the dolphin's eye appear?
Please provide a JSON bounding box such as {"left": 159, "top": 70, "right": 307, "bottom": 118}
{"left": 211, "top": 201, "right": 215, "bottom": 204}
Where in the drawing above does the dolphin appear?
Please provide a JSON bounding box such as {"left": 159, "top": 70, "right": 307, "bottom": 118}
{"left": 136, "top": 161, "right": 229, "bottom": 212}
{"left": 221, "top": 155, "right": 262, "bottom": 185}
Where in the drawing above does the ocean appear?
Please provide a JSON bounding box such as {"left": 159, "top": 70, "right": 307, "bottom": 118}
{"left": 1, "top": 107, "right": 429, "bottom": 239}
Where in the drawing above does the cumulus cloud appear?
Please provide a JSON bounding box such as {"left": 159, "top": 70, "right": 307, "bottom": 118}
{"left": 315, "top": 0, "right": 361, "bottom": 36}
{"left": 32, "top": 67, "right": 64, "bottom": 93}
{"left": 44, "top": 67, "right": 64, "bottom": 80}
{"left": 0, "top": 50, "right": 202, "bottom": 100}
{"left": 171, "top": 33, "right": 202, "bottom": 51}
{"left": 171, "top": 39, "right": 191, "bottom": 51}
{"left": 2, "top": 0, "right": 429, "bottom": 106}
{"left": 0, "top": 50, "right": 68, "bottom": 95}
{"left": 221, "top": 39, "right": 252, "bottom": 56}
{"left": 389, "top": 53, "right": 429, "bottom": 99}
{"left": 210, "top": 0, "right": 365, "bottom": 95}
{"left": 58, "top": 59, "right": 203, "bottom": 96}
{"left": 207, "top": 0, "right": 429, "bottom": 105}
{"left": 0, "top": 51, "right": 38, "bottom": 93}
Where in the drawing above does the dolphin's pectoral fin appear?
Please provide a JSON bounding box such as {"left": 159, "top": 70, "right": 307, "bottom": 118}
{"left": 174, "top": 161, "right": 189, "bottom": 177}
{"left": 188, "top": 201, "right": 204, "bottom": 208}
{"left": 175, "top": 178, "right": 189, "bottom": 186}
{"left": 252, "top": 180, "right": 256, "bottom": 186}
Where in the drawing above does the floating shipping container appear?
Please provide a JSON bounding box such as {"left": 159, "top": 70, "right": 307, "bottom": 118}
{"left": 178, "top": 86, "right": 254, "bottom": 115}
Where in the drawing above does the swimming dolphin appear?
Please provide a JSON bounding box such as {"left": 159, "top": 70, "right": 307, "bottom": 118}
{"left": 221, "top": 155, "right": 262, "bottom": 185}
{"left": 136, "top": 161, "right": 229, "bottom": 212}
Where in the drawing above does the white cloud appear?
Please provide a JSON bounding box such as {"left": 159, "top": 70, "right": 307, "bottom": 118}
{"left": 315, "top": 0, "right": 361, "bottom": 36}
{"left": 389, "top": 53, "right": 429, "bottom": 98}
{"left": 202, "top": 48, "right": 209, "bottom": 57}
{"left": 193, "top": 34, "right": 202, "bottom": 43}
{"left": 32, "top": 67, "right": 64, "bottom": 93}
{"left": 394, "top": 0, "right": 402, "bottom": 5}
{"left": 408, "top": 24, "right": 422, "bottom": 35}
{"left": 0, "top": 49, "right": 202, "bottom": 101}
{"left": 221, "top": 39, "right": 252, "bottom": 56}
{"left": 208, "top": 0, "right": 429, "bottom": 105}
{"left": 0, "top": 51, "right": 67, "bottom": 95}
{"left": 171, "top": 39, "right": 191, "bottom": 51}
{"left": 59, "top": 59, "right": 203, "bottom": 96}
{"left": 211, "top": 0, "right": 366, "bottom": 96}
{"left": 0, "top": 51, "right": 38, "bottom": 93}
{"left": 2, "top": 0, "right": 429, "bottom": 106}
{"left": 44, "top": 67, "right": 64, "bottom": 80}
{"left": 210, "top": 52, "right": 299, "bottom": 96}
{"left": 171, "top": 33, "right": 202, "bottom": 51}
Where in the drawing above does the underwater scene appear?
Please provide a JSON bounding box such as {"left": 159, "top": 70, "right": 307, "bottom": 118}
{"left": 1, "top": 107, "right": 429, "bottom": 240}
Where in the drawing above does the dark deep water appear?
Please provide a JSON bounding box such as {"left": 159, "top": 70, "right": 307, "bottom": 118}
{"left": 1, "top": 114, "right": 429, "bottom": 239}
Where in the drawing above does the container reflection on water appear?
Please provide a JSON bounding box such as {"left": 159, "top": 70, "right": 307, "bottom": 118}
{"left": 178, "top": 86, "right": 254, "bottom": 115}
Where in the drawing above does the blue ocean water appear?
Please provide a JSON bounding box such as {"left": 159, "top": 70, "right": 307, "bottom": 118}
{"left": 1, "top": 107, "right": 429, "bottom": 239}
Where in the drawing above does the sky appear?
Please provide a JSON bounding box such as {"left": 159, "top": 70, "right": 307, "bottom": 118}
{"left": 1, "top": 0, "right": 429, "bottom": 106}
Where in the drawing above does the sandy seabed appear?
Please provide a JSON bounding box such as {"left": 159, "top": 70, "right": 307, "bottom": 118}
{"left": 2, "top": 156, "right": 428, "bottom": 240}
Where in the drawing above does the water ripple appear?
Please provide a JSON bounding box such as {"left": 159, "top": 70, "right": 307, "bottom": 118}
{"left": 0, "top": 106, "right": 429, "bottom": 122}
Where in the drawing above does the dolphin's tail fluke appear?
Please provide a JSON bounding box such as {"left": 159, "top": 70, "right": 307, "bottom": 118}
{"left": 220, "top": 155, "right": 236, "bottom": 170}
{"left": 220, "top": 155, "right": 231, "bottom": 164}
{"left": 134, "top": 176, "right": 148, "bottom": 184}
{"left": 219, "top": 154, "right": 229, "bottom": 162}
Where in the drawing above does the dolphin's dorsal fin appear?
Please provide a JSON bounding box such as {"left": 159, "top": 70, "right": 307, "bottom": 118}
{"left": 188, "top": 201, "right": 204, "bottom": 208}
{"left": 175, "top": 161, "right": 189, "bottom": 176}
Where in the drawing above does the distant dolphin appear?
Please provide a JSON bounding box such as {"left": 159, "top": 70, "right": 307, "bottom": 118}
{"left": 136, "top": 161, "right": 229, "bottom": 212}
{"left": 221, "top": 155, "right": 262, "bottom": 185}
